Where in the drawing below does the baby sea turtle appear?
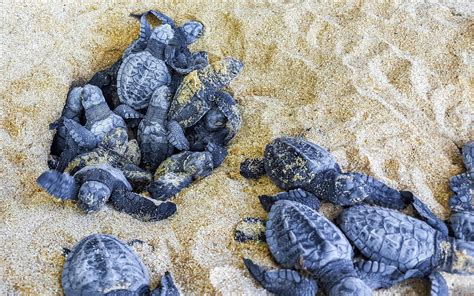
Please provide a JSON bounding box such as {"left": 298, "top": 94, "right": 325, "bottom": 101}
{"left": 338, "top": 194, "right": 474, "bottom": 296}
{"left": 63, "top": 128, "right": 151, "bottom": 190}
{"left": 37, "top": 164, "right": 176, "bottom": 221}
{"left": 124, "top": 10, "right": 207, "bottom": 74}
{"left": 137, "top": 86, "right": 189, "bottom": 171}
{"left": 186, "top": 91, "right": 242, "bottom": 150}
{"left": 448, "top": 141, "right": 474, "bottom": 242}
{"left": 62, "top": 234, "right": 179, "bottom": 295}
{"left": 148, "top": 150, "right": 214, "bottom": 200}
{"left": 168, "top": 58, "right": 243, "bottom": 129}
{"left": 240, "top": 137, "right": 407, "bottom": 209}
{"left": 244, "top": 200, "right": 373, "bottom": 296}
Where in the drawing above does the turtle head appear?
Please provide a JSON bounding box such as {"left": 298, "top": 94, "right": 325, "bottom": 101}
{"left": 205, "top": 58, "right": 243, "bottom": 89}
{"left": 77, "top": 181, "right": 111, "bottom": 213}
{"left": 180, "top": 21, "right": 204, "bottom": 45}
{"left": 445, "top": 239, "right": 474, "bottom": 275}
{"left": 328, "top": 277, "right": 372, "bottom": 296}
{"left": 81, "top": 84, "right": 106, "bottom": 110}
{"left": 204, "top": 107, "right": 227, "bottom": 131}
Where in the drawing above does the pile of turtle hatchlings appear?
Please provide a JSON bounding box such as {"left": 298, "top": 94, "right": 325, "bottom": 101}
{"left": 38, "top": 10, "right": 243, "bottom": 222}
{"left": 35, "top": 10, "right": 473, "bottom": 296}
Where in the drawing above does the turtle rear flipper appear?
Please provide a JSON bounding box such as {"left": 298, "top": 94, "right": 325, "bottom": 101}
{"left": 148, "top": 173, "right": 192, "bottom": 201}
{"left": 355, "top": 260, "right": 407, "bottom": 289}
{"left": 429, "top": 271, "right": 448, "bottom": 296}
{"left": 400, "top": 191, "right": 449, "bottom": 236}
{"left": 243, "top": 258, "right": 318, "bottom": 296}
{"left": 240, "top": 158, "right": 265, "bottom": 179}
{"left": 110, "top": 189, "right": 176, "bottom": 222}
{"left": 37, "top": 170, "right": 79, "bottom": 200}
{"left": 151, "top": 272, "right": 180, "bottom": 296}
{"left": 259, "top": 189, "right": 320, "bottom": 212}
{"left": 63, "top": 118, "right": 99, "bottom": 150}
{"left": 167, "top": 120, "right": 189, "bottom": 150}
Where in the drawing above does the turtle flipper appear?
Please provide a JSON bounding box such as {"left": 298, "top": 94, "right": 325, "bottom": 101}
{"left": 148, "top": 10, "right": 176, "bottom": 26}
{"left": 355, "top": 260, "right": 406, "bottom": 289}
{"left": 110, "top": 189, "right": 176, "bottom": 222}
{"left": 450, "top": 211, "right": 474, "bottom": 241}
{"left": 259, "top": 189, "right": 320, "bottom": 212}
{"left": 400, "top": 191, "right": 449, "bottom": 236}
{"left": 240, "top": 158, "right": 266, "bottom": 179}
{"left": 243, "top": 258, "right": 318, "bottom": 296}
{"left": 206, "top": 141, "right": 228, "bottom": 168}
{"left": 114, "top": 104, "right": 143, "bottom": 120}
{"left": 63, "top": 118, "right": 99, "bottom": 150}
{"left": 213, "top": 91, "right": 241, "bottom": 143}
{"left": 167, "top": 120, "right": 189, "bottom": 150}
{"left": 462, "top": 141, "right": 474, "bottom": 171}
{"left": 148, "top": 173, "right": 193, "bottom": 200}
{"left": 151, "top": 272, "right": 180, "bottom": 296}
{"left": 37, "top": 170, "right": 79, "bottom": 200}
{"left": 334, "top": 172, "right": 407, "bottom": 209}
{"left": 121, "top": 164, "right": 153, "bottom": 192}
{"left": 429, "top": 271, "right": 449, "bottom": 296}
{"left": 448, "top": 172, "right": 473, "bottom": 212}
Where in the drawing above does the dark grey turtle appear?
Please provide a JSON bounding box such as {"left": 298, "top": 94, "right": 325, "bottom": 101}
{"left": 338, "top": 197, "right": 474, "bottom": 296}
{"left": 123, "top": 10, "right": 207, "bottom": 74}
{"left": 62, "top": 234, "right": 180, "bottom": 296}
{"left": 117, "top": 49, "right": 171, "bottom": 110}
{"left": 148, "top": 150, "right": 214, "bottom": 201}
{"left": 448, "top": 142, "right": 474, "bottom": 243}
{"left": 240, "top": 137, "right": 407, "bottom": 209}
{"left": 245, "top": 200, "right": 372, "bottom": 296}
{"left": 37, "top": 164, "right": 176, "bottom": 221}
{"left": 168, "top": 58, "right": 243, "bottom": 129}
{"left": 137, "top": 86, "right": 189, "bottom": 171}
{"left": 186, "top": 90, "right": 242, "bottom": 151}
{"left": 64, "top": 128, "right": 152, "bottom": 191}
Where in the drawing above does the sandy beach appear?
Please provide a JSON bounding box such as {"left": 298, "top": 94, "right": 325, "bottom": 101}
{"left": 0, "top": 1, "right": 473, "bottom": 295}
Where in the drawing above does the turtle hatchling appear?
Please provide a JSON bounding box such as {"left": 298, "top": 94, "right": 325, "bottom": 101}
{"left": 240, "top": 136, "right": 407, "bottom": 209}
{"left": 37, "top": 164, "right": 175, "bottom": 221}
{"left": 148, "top": 150, "right": 214, "bottom": 200}
{"left": 62, "top": 234, "right": 180, "bottom": 295}
{"left": 338, "top": 193, "right": 474, "bottom": 296}
{"left": 244, "top": 200, "right": 373, "bottom": 296}
{"left": 168, "top": 57, "right": 243, "bottom": 129}
{"left": 137, "top": 85, "right": 189, "bottom": 171}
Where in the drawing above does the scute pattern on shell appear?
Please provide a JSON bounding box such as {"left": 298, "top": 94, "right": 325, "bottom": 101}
{"left": 266, "top": 200, "right": 352, "bottom": 273}
{"left": 62, "top": 234, "right": 149, "bottom": 295}
{"left": 264, "top": 137, "right": 338, "bottom": 190}
{"left": 117, "top": 51, "right": 171, "bottom": 109}
{"left": 339, "top": 205, "right": 437, "bottom": 272}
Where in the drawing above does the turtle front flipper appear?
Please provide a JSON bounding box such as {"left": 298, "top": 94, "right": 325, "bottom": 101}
{"left": 37, "top": 170, "right": 79, "bottom": 200}
{"left": 331, "top": 172, "right": 407, "bottom": 209}
{"left": 63, "top": 118, "right": 99, "bottom": 150}
{"left": 110, "top": 189, "right": 176, "bottom": 222}
{"left": 355, "top": 260, "right": 406, "bottom": 289}
{"left": 240, "top": 158, "right": 265, "bottom": 179}
{"left": 400, "top": 191, "right": 449, "bottom": 236}
{"left": 148, "top": 173, "right": 193, "bottom": 201}
{"left": 167, "top": 120, "right": 189, "bottom": 150}
{"left": 151, "top": 272, "right": 180, "bottom": 296}
{"left": 206, "top": 141, "right": 228, "bottom": 168}
{"left": 429, "top": 271, "right": 448, "bottom": 296}
{"left": 243, "top": 258, "right": 318, "bottom": 296}
{"left": 259, "top": 189, "right": 320, "bottom": 212}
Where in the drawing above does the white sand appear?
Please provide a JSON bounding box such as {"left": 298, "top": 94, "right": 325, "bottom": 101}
{"left": 0, "top": 1, "right": 473, "bottom": 295}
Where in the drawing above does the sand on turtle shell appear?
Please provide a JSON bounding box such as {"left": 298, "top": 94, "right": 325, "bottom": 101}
{"left": 0, "top": 0, "right": 473, "bottom": 295}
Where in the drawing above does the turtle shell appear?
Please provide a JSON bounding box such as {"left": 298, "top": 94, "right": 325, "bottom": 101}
{"left": 117, "top": 51, "right": 171, "bottom": 110}
{"left": 264, "top": 137, "right": 338, "bottom": 190}
{"left": 169, "top": 70, "right": 210, "bottom": 128}
{"left": 267, "top": 200, "right": 352, "bottom": 274}
{"left": 338, "top": 205, "right": 438, "bottom": 272}
{"left": 62, "top": 234, "right": 149, "bottom": 296}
